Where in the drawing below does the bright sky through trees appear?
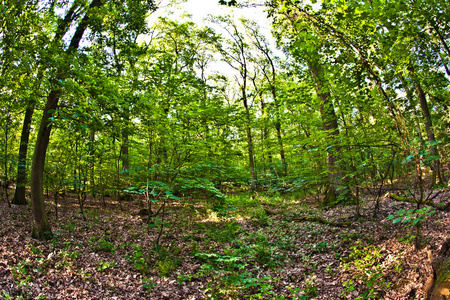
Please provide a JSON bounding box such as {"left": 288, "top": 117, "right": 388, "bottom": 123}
{"left": 144, "top": 0, "right": 281, "bottom": 76}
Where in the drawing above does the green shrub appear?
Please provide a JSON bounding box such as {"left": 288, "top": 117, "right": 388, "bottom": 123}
{"left": 126, "top": 245, "right": 150, "bottom": 274}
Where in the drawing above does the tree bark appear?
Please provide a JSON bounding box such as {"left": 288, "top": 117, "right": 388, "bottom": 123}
{"left": 121, "top": 130, "right": 130, "bottom": 177}
{"left": 30, "top": 91, "right": 58, "bottom": 240}
{"left": 412, "top": 72, "right": 443, "bottom": 186}
{"left": 243, "top": 90, "right": 256, "bottom": 193}
{"left": 12, "top": 106, "right": 34, "bottom": 205}
{"left": 308, "top": 60, "right": 344, "bottom": 206}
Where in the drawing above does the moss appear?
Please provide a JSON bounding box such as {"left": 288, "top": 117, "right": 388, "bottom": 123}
{"left": 435, "top": 258, "right": 450, "bottom": 286}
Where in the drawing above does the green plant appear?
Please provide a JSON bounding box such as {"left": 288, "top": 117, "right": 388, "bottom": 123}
{"left": 12, "top": 260, "right": 33, "bottom": 282}
{"left": 178, "top": 273, "right": 195, "bottom": 283}
{"left": 60, "top": 250, "right": 81, "bottom": 260}
{"left": 388, "top": 206, "right": 435, "bottom": 248}
{"left": 27, "top": 244, "right": 42, "bottom": 256}
{"left": 142, "top": 277, "right": 157, "bottom": 292}
{"left": 341, "top": 243, "right": 389, "bottom": 299}
{"left": 0, "top": 292, "right": 12, "bottom": 299}
{"left": 388, "top": 206, "right": 435, "bottom": 226}
{"left": 251, "top": 206, "right": 269, "bottom": 225}
{"left": 287, "top": 276, "right": 318, "bottom": 299}
{"left": 205, "top": 220, "right": 242, "bottom": 243}
{"left": 302, "top": 278, "right": 319, "bottom": 299}
{"left": 61, "top": 221, "right": 77, "bottom": 232}
{"left": 194, "top": 252, "right": 246, "bottom": 272}
{"left": 79, "top": 268, "right": 92, "bottom": 280}
{"left": 54, "top": 250, "right": 80, "bottom": 270}
{"left": 89, "top": 236, "right": 116, "bottom": 253}
{"left": 326, "top": 265, "right": 334, "bottom": 276}
{"left": 341, "top": 280, "right": 355, "bottom": 294}
{"left": 395, "top": 261, "right": 402, "bottom": 274}
{"left": 205, "top": 272, "right": 282, "bottom": 300}
{"left": 312, "top": 241, "right": 329, "bottom": 253}
{"left": 156, "top": 257, "right": 179, "bottom": 277}
{"left": 97, "top": 261, "right": 116, "bottom": 272}
{"left": 126, "top": 245, "right": 149, "bottom": 274}
{"left": 301, "top": 254, "right": 318, "bottom": 270}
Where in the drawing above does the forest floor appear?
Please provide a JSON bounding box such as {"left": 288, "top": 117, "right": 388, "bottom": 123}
{"left": 0, "top": 185, "right": 449, "bottom": 299}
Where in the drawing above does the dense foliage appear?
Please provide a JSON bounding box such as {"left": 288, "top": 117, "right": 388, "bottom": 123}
{"left": 2, "top": 0, "right": 448, "bottom": 213}
{"left": 0, "top": 0, "right": 449, "bottom": 298}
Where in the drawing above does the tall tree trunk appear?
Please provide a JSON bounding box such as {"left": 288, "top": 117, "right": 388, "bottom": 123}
{"left": 121, "top": 130, "right": 130, "bottom": 177}
{"left": 30, "top": 0, "right": 103, "bottom": 240}
{"left": 90, "top": 131, "right": 95, "bottom": 199}
{"left": 308, "top": 61, "right": 344, "bottom": 206}
{"left": 268, "top": 77, "right": 287, "bottom": 177}
{"left": 243, "top": 91, "right": 256, "bottom": 193}
{"left": 411, "top": 72, "right": 443, "bottom": 186}
{"left": 120, "top": 129, "right": 130, "bottom": 201}
{"left": 30, "top": 91, "right": 58, "bottom": 240}
{"left": 273, "top": 100, "right": 287, "bottom": 176}
{"left": 12, "top": 106, "right": 34, "bottom": 205}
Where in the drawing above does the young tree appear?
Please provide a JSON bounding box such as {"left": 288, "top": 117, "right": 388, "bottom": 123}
{"left": 244, "top": 20, "right": 288, "bottom": 177}
{"left": 212, "top": 16, "right": 258, "bottom": 192}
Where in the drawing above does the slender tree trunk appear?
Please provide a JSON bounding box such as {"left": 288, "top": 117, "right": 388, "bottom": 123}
{"left": 253, "top": 80, "right": 271, "bottom": 181}
{"left": 3, "top": 114, "right": 10, "bottom": 207}
{"left": 411, "top": 72, "right": 443, "bottom": 186}
{"left": 274, "top": 115, "right": 287, "bottom": 177}
{"left": 243, "top": 91, "right": 256, "bottom": 192}
{"left": 268, "top": 83, "right": 287, "bottom": 177}
{"left": 121, "top": 130, "right": 129, "bottom": 177}
{"left": 249, "top": 24, "right": 288, "bottom": 177}
{"left": 90, "top": 131, "right": 95, "bottom": 199}
{"left": 268, "top": 78, "right": 287, "bottom": 177}
{"left": 438, "top": 52, "right": 450, "bottom": 77}
{"left": 12, "top": 106, "right": 34, "bottom": 205}
{"left": 120, "top": 129, "right": 131, "bottom": 201}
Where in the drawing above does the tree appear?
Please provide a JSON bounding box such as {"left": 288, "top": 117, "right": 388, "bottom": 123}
{"left": 10, "top": 0, "right": 79, "bottom": 205}
{"left": 212, "top": 16, "right": 258, "bottom": 192}
{"left": 29, "top": 0, "right": 156, "bottom": 240}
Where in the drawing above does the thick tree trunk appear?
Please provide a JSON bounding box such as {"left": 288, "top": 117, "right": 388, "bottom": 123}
{"left": 12, "top": 106, "right": 34, "bottom": 205}
{"left": 308, "top": 61, "right": 344, "bottom": 206}
{"left": 30, "top": 91, "right": 58, "bottom": 240}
